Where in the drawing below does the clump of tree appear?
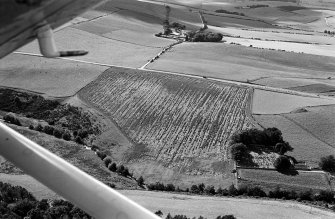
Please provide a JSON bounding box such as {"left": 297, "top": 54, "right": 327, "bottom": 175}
{"left": 145, "top": 180, "right": 335, "bottom": 209}
{"left": 274, "top": 155, "right": 292, "bottom": 172}
{"left": 230, "top": 143, "right": 248, "bottom": 162}
{"left": 164, "top": 213, "right": 236, "bottom": 219}
{"left": 230, "top": 127, "right": 293, "bottom": 159}
{"left": 137, "top": 176, "right": 144, "bottom": 187}
{"left": 274, "top": 142, "right": 293, "bottom": 155}
{"left": 170, "top": 22, "right": 186, "bottom": 31}
{"left": 3, "top": 113, "right": 21, "bottom": 126}
{"left": 147, "top": 182, "right": 176, "bottom": 192}
{"left": 0, "top": 89, "right": 100, "bottom": 138}
{"left": 215, "top": 9, "right": 245, "bottom": 16}
{"left": 96, "top": 152, "right": 132, "bottom": 178}
{"left": 163, "top": 20, "right": 172, "bottom": 35}
{"left": 231, "top": 127, "right": 287, "bottom": 146}
{"left": 324, "top": 30, "right": 335, "bottom": 35}
{"left": 319, "top": 155, "right": 335, "bottom": 173}
{"left": 186, "top": 31, "right": 223, "bottom": 42}
{"left": 0, "top": 181, "right": 91, "bottom": 218}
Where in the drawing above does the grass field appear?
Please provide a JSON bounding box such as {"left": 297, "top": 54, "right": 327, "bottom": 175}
{"left": 238, "top": 169, "right": 331, "bottom": 192}
{"left": 3, "top": 123, "right": 138, "bottom": 189}
{"left": 121, "top": 190, "right": 335, "bottom": 219}
{"left": 254, "top": 114, "right": 335, "bottom": 167}
{"left": 1, "top": 175, "right": 334, "bottom": 219}
{"left": 79, "top": 66, "right": 254, "bottom": 186}
{"left": 252, "top": 89, "right": 335, "bottom": 114}
{"left": 147, "top": 42, "right": 335, "bottom": 82}
{"left": 0, "top": 53, "right": 107, "bottom": 97}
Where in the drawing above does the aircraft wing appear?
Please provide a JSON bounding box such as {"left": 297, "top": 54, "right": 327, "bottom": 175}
{"left": 0, "top": 0, "right": 105, "bottom": 58}
{"left": 0, "top": 1, "right": 160, "bottom": 218}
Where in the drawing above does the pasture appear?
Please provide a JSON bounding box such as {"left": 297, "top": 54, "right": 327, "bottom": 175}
{"left": 79, "top": 66, "right": 254, "bottom": 184}
{"left": 238, "top": 168, "right": 332, "bottom": 192}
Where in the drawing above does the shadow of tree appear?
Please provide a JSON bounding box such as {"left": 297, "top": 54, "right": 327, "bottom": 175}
{"left": 277, "top": 169, "right": 299, "bottom": 176}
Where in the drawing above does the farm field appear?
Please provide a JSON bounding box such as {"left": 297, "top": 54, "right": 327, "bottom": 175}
{"left": 284, "top": 105, "right": 335, "bottom": 148}
{"left": 290, "top": 84, "right": 335, "bottom": 94}
{"left": 238, "top": 169, "right": 332, "bottom": 192}
{"left": 0, "top": 53, "right": 107, "bottom": 97}
{"left": 253, "top": 114, "right": 335, "bottom": 167}
{"left": 252, "top": 77, "right": 335, "bottom": 90}
{"left": 214, "top": 27, "right": 334, "bottom": 45}
{"left": 252, "top": 89, "right": 335, "bottom": 115}
{"left": 79, "top": 66, "right": 254, "bottom": 185}
{"left": 18, "top": 27, "right": 163, "bottom": 68}
{"left": 223, "top": 36, "right": 335, "bottom": 58}
{"left": 73, "top": 9, "right": 174, "bottom": 48}
{"left": 147, "top": 43, "right": 335, "bottom": 83}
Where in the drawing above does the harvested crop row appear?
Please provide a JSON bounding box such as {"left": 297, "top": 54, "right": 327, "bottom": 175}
{"left": 80, "top": 67, "right": 254, "bottom": 168}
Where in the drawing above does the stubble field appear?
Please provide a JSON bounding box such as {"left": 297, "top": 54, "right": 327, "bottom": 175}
{"left": 79, "top": 67, "right": 254, "bottom": 176}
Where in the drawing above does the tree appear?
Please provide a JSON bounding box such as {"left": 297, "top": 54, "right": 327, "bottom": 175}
{"left": 53, "top": 129, "right": 63, "bottom": 139}
{"left": 29, "top": 124, "right": 34, "bottom": 130}
{"left": 219, "top": 215, "right": 236, "bottom": 219}
{"left": 228, "top": 184, "right": 238, "bottom": 196}
{"left": 3, "top": 113, "right": 21, "bottom": 126}
{"left": 43, "top": 125, "right": 55, "bottom": 135}
{"left": 274, "top": 156, "right": 292, "bottom": 171}
{"left": 190, "top": 185, "right": 199, "bottom": 194}
{"left": 108, "top": 163, "right": 117, "bottom": 172}
{"left": 137, "top": 176, "right": 144, "bottom": 186}
{"left": 121, "top": 167, "right": 130, "bottom": 177}
{"left": 75, "top": 136, "right": 84, "bottom": 145}
{"left": 275, "top": 142, "right": 293, "bottom": 155}
{"left": 319, "top": 155, "right": 335, "bottom": 172}
{"left": 165, "top": 184, "right": 175, "bottom": 192}
{"left": 155, "top": 210, "right": 163, "bottom": 217}
{"left": 230, "top": 143, "right": 248, "bottom": 162}
{"left": 198, "top": 183, "right": 205, "bottom": 193}
{"left": 96, "top": 151, "right": 107, "bottom": 160}
{"left": 12, "top": 199, "right": 36, "bottom": 217}
{"left": 103, "top": 156, "right": 112, "bottom": 167}
{"left": 204, "top": 185, "right": 216, "bottom": 195}
{"left": 35, "top": 123, "right": 43, "bottom": 132}
{"left": 62, "top": 131, "right": 71, "bottom": 141}
{"left": 117, "top": 165, "right": 125, "bottom": 174}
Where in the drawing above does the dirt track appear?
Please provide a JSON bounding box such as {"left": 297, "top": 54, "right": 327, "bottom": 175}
{"left": 0, "top": 174, "right": 334, "bottom": 219}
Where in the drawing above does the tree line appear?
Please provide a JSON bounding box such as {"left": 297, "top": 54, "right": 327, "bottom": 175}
{"left": 146, "top": 181, "right": 335, "bottom": 210}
